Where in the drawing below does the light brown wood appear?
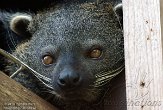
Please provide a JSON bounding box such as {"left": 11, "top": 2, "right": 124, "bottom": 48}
{"left": 0, "top": 71, "right": 58, "bottom": 110}
{"left": 123, "top": 0, "right": 163, "bottom": 109}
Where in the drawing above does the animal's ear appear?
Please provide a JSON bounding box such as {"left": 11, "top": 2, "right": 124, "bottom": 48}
{"left": 114, "top": 3, "right": 123, "bottom": 26}
{"left": 10, "top": 14, "right": 32, "bottom": 37}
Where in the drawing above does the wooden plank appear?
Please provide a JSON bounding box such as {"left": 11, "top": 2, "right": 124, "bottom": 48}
{"left": 0, "top": 71, "right": 58, "bottom": 110}
{"left": 123, "top": 0, "right": 163, "bottom": 110}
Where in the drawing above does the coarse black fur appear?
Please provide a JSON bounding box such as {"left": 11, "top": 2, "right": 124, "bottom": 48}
{"left": 0, "top": 12, "right": 21, "bottom": 71}
{"left": 0, "top": 11, "right": 33, "bottom": 72}
{"left": 5, "top": 0, "right": 124, "bottom": 109}
{"left": 0, "top": 0, "right": 55, "bottom": 71}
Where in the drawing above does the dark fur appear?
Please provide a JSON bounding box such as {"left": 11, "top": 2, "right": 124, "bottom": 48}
{"left": 5, "top": 0, "right": 124, "bottom": 109}
{"left": 0, "top": 11, "right": 33, "bottom": 72}
{"left": 0, "top": 12, "right": 20, "bottom": 71}
{"left": 0, "top": 0, "right": 54, "bottom": 71}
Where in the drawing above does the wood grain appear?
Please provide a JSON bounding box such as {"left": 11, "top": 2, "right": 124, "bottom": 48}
{"left": 123, "top": 0, "right": 163, "bottom": 109}
{"left": 0, "top": 71, "right": 58, "bottom": 110}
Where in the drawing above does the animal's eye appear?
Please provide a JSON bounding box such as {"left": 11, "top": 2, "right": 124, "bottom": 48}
{"left": 42, "top": 55, "right": 54, "bottom": 65}
{"left": 89, "top": 48, "right": 102, "bottom": 59}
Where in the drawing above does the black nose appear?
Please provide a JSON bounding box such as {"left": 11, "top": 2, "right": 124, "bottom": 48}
{"left": 57, "top": 68, "right": 81, "bottom": 89}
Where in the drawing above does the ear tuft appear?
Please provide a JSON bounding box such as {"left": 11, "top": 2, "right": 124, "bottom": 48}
{"left": 114, "top": 3, "right": 123, "bottom": 26}
{"left": 10, "top": 14, "right": 32, "bottom": 37}
{"left": 114, "top": 3, "right": 122, "bottom": 11}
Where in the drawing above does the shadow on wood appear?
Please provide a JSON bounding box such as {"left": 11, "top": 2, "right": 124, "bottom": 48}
{"left": 161, "top": 0, "right": 163, "bottom": 50}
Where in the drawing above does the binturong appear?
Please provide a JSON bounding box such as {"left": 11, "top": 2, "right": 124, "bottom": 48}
{"left": 5, "top": 0, "right": 124, "bottom": 109}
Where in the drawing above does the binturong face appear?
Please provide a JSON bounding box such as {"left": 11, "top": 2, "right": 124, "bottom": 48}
{"left": 9, "top": 1, "right": 124, "bottom": 104}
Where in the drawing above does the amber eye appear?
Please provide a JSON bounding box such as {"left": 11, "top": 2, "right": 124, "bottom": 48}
{"left": 42, "top": 55, "right": 54, "bottom": 65}
{"left": 89, "top": 48, "right": 102, "bottom": 59}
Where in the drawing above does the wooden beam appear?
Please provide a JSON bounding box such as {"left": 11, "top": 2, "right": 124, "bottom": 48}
{"left": 0, "top": 71, "right": 58, "bottom": 110}
{"left": 123, "top": 0, "right": 163, "bottom": 110}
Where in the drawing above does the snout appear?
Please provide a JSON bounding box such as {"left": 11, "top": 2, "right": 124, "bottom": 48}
{"left": 52, "top": 65, "right": 96, "bottom": 101}
{"left": 57, "top": 67, "right": 82, "bottom": 89}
